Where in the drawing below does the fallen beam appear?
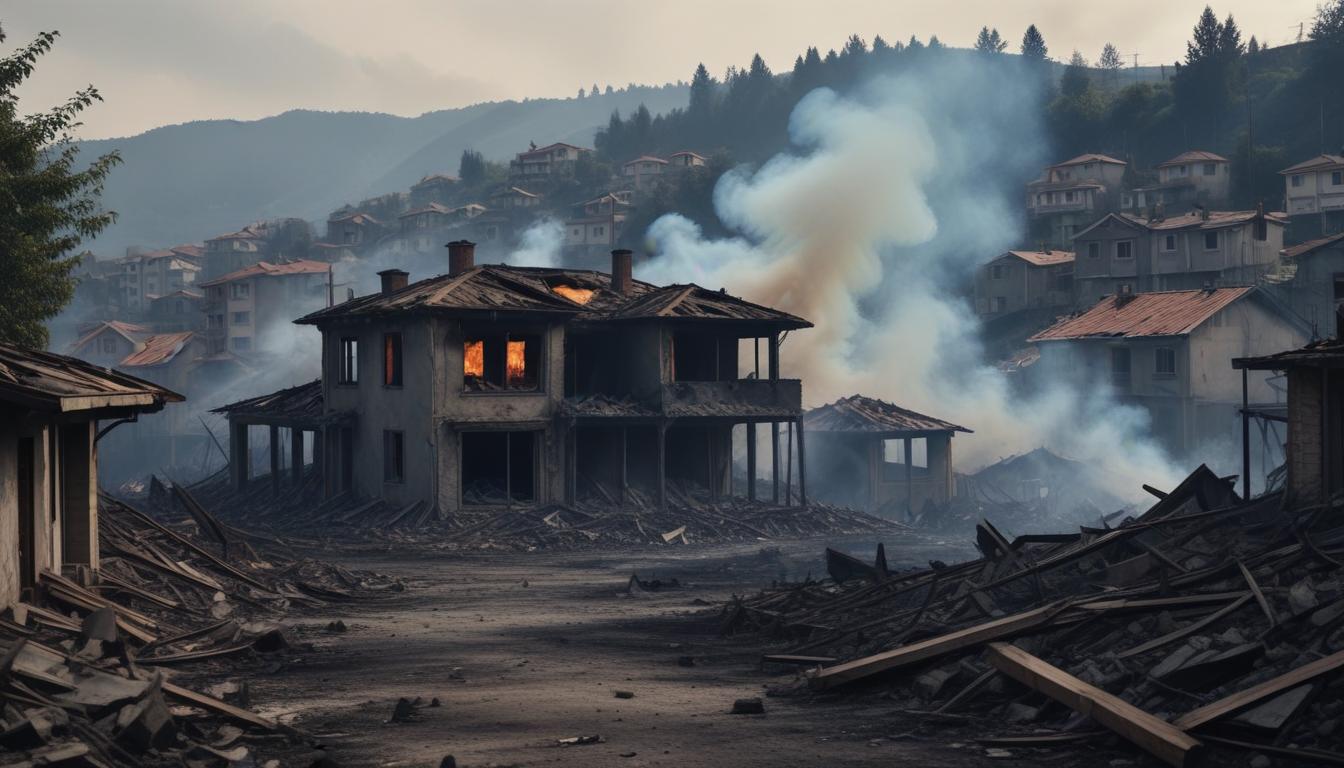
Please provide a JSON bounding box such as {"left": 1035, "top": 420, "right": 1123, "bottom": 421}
{"left": 808, "top": 602, "right": 1064, "bottom": 690}
{"left": 1173, "top": 648, "right": 1344, "bottom": 732}
{"left": 985, "top": 642, "right": 1203, "bottom": 768}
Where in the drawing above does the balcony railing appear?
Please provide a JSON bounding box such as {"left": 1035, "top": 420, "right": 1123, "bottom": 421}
{"left": 660, "top": 378, "right": 802, "bottom": 417}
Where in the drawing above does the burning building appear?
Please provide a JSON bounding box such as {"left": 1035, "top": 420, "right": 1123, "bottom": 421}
{"left": 228, "top": 242, "right": 812, "bottom": 516}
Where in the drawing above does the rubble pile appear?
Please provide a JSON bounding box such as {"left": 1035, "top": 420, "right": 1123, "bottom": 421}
{"left": 912, "top": 448, "right": 1134, "bottom": 535}
{"left": 178, "top": 471, "right": 907, "bottom": 551}
{"left": 0, "top": 490, "right": 396, "bottom": 766}
{"left": 725, "top": 465, "right": 1344, "bottom": 766}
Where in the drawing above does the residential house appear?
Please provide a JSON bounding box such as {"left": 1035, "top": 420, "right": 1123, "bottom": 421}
{"left": 803, "top": 395, "right": 969, "bottom": 517}
{"left": 323, "top": 211, "right": 387, "bottom": 253}
{"left": 203, "top": 226, "right": 267, "bottom": 280}
{"left": 490, "top": 187, "right": 541, "bottom": 211}
{"left": 0, "top": 344, "right": 180, "bottom": 607}
{"left": 1281, "top": 154, "right": 1344, "bottom": 243}
{"left": 974, "top": 249, "right": 1076, "bottom": 319}
{"left": 508, "top": 142, "right": 593, "bottom": 184}
{"left": 1029, "top": 287, "right": 1309, "bottom": 458}
{"left": 1233, "top": 336, "right": 1344, "bottom": 505}
{"left": 1273, "top": 232, "right": 1344, "bottom": 338}
{"left": 1070, "top": 209, "right": 1286, "bottom": 305}
{"left": 272, "top": 243, "right": 811, "bottom": 515}
{"left": 1126, "top": 151, "right": 1232, "bottom": 212}
{"left": 66, "top": 321, "right": 152, "bottom": 369}
{"left": 393, "top": 203, "right": 487, "bottom": 254}
{"left": 107, "top": 332, "right": 221, "bottom": 476}
{"left": 146, "top": 289, "right": 206, "bottom": 333}
{"left": 117, "top": 247, "right": 201, "bottom": 315}
{"left": 1027, "top": 153, "right": 1127, "bottom": 247}
{"left": 622, "top": 155, "right": 667, "bottom": 190}
{"left": 667, "top": 151, "right": 708, "bottom": 172}
{"left": 409, "top": 173, "right": 458, "bottom": 208}
{"left": 564, "top": 193, "right": 632, "bottom": 257}
{"left": 199, "top": 260, "right": 332, "bottom": 356}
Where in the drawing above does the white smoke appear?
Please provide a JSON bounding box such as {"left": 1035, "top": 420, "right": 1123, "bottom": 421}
{"left": 640, "top": 56, "right": 1180, "bottom": 499}
{"left": 503, "top": 218, "right": 566, "bottom": 268}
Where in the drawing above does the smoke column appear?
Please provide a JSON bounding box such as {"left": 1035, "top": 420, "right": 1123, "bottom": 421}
{"left": 640, "top": 55, "right": 1179, "bottom": 499}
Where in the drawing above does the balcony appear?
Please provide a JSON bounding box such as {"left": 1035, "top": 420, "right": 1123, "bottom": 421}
{"left": 660, "top": 379, "right": 802, "bottom": 419}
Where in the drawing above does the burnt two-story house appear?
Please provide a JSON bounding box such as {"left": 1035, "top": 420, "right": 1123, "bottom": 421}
{"left": 276, "top": 243, "right": 811, "bottom": 516}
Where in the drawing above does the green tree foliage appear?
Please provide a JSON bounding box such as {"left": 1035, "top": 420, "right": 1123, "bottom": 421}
{"left": 928, "top": 35, "right": 944, "bottom": 50}
{"left": 1099, "top": 43, "right": 1123, "bottom": 71}
{"left": 1020, "top": 25, "right": 1048, "bottom": 61}
{"left": 907, "top": 35, "right": 925, "bottom": 51}
{"left": 975, "top": 26, "right": 1007, "bottom": 53}
{"left": 458, "top": 149, "right": 486, "bottom": 184}
{"left": 0, "top": 24, "right": 120, "bottom": 348}
{"left": 689, "top": 63, "right": 714, "bottom": 115}
{"left": 1187, "top": 6, "right": 1223, "bottom": 63}
{"left": 872, "top": 34, "right": 890, "bottom": 53}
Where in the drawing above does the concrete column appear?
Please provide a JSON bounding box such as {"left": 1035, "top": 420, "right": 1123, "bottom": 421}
{"left": 269, "top": 425, "right": 280, "bottom": 498}
{"left": 291, "top": 428, "right": 304, "bottom": 485}
{"left": 229, "top": 421, "right": 249, "bottom": 491}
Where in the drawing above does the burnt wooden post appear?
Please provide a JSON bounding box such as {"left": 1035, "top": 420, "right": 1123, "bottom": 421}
{"left": 904, "top": 436, "right": 914, "bottom": 520}
{"left": 746, "top": 422, "right": 757, "bottom": 500}
{"left": 505, "top": 431, "right": 513, "bottom": 510}
{"left": 290, "top": 428, "right": 304, "bottom": 485}
{"left": 620, "top": 426, "right": 629, "bottom": 509}
{"left": 268, "top": 425, "right": 280, "bottom": 498}
{"left": 796, "top": 416, "right": 807, "bottom": 506}
{"left": 784, "top": 419, "right": 794, "bottom": 507}
{"left": 657, "top": 420, "right": 668, "bottom": 511}
{"left": 568, "top": 423, "right": 578, "bottom": 504}
{"left": 707, "top": 427, "right": 718, "bottom": 501}
{"left": 771, "top": 422, "right": 781, "bottom": 504}
{"left": 1241, "top": 368, "right": 1251, "bottom": 501}
{"left": 229, "top": 421, "right": 249, "bottom": 491}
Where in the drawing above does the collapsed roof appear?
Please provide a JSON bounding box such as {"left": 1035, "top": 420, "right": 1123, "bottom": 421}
{"left": 0, "top": 343, "right": 183, "bottom": 413}
{"left": 804, "top": 395, "right": 971, "bottom": 435}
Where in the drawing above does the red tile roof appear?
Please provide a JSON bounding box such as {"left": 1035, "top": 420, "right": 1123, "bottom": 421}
{"left": 804, "top": 395, "right": 971, "bottom": 434}
{"left": 198, "top": 259, "right": 330, "bottom": 287}
{"left": 1004, "top": 250, "right": 1075, "bottom": 267}
{"left": 1158, "top": 150, "right": 1228, "bottom": 167}
{"left": 1280, "top": 154, "right": 1344, "bottom": 174}
{"left": 1029, "top": 288, "right": 1253, "bottom": 341}
{"left": 120, "top": 332, "right": 196, "bottom": 368}
{"left": 68, "top": 321, "right": 152, "bottom": 354}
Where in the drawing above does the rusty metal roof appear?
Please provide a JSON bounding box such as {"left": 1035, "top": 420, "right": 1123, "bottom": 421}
{"left": 297, "top": 265, "right": 811, "bottom": 330}
{"left": 1282, "top": 231, "right": 1344, "bottom": 260}
{"left": 1029, "top": 288, "right": 1253, "bottom": 341}
{"left": 804, "top": 395, "right": 970, "bottom": 435}
{"left": 211, "top": 379, "right": 332, "bottom": 426}
{"left": 1234, "top": 338, "right": 1344, "bottom": 370}
{"left": 119, "top": 332, "right": 196, "bottom": 368}
{"left": 198, "top": 259, "right": 330, "bottom": 287}
{"left": 0, "top": 343, "right": 182, "bottom": 413}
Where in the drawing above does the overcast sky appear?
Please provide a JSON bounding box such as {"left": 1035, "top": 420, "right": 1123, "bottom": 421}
{"left": 5, "top": 0, "right": 1324, "bottom": 139}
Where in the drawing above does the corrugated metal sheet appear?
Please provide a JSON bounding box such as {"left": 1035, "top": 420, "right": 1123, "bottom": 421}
{"left": 1029, "top": 287, "right": 1251, "bottom": 341}
{"left": 804, "top": 395, "right": 970, "bottom": 435}
{"left": 120, "top": 332, "right": 195, "bottom": 368}
{"left": 211, "top": 379, "right": 328, "bottom": 425}
{"left": 198, "top": 259, "right": 330, "bottom": 287}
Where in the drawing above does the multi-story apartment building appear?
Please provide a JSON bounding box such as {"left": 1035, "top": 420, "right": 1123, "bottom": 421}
{"left": 199, "top": 260, "right": 331, "bottom": 356}
{"left": 508, "top": 142, "right": 593, "bottom": 185}
{"left": 1026, "top": 154, "right": 1127, "bottom": 248}
{"left": 1281, "top": 154, "right": 1344, "bottom": 243}
{"left": 622, "top": 156, "right": 667, "bottom": 190}
{"left": 1070, "top": 208, "right": 1286, "bottom": 305}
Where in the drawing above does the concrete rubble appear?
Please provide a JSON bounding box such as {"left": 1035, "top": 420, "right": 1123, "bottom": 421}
{"left": 0, "top": 487, "right": 398, "bottom": 767}
{"left": 725, "top": 464, "right": 1344, "bottom": 767}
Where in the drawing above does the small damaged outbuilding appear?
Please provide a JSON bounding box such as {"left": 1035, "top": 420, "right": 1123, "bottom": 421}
{"left": 0, "top": 344, "right": 181, "bottom": 607}
{"left": 803, "top": 395, "right": 970, "bottom": 517}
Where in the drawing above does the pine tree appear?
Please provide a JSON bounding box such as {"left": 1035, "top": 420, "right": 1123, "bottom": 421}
{"left": 1218, "top": 14, "right": 1244, "bottom": 56}
{"left": 989, "top": 28, "right": 1006, "bottom": 52}
{"left": 689, "top": 63, "right": 713, "bottom": 115}
{"left": 975, "top": 26, "right": 994, "bottom": 52}
{"left": 908, "top": 35, "right": 925, "bottom": 50}
{"left": 1247, "top": 35, "right": 1260, "bottom": 54}
{"left": 843, "top": 34, "right": 867, "bottom": 57}
{"left": 1099, "top": 42, "right": 1123, "bottom": 70}
{"left": 1020, "top": 24, "right": 1048, "bottom": 60}
{"left": 928, "top": 35, "right": 944, "bottom": 49}
{"left": 0, "top": 24, "right": 121, "bottom": 348}
{"left": 591, "top": 82, "right": 599, "bottom": 97}
{"left": 748, "top": 53, "right": 772, "bottom": 80}
{"left": 577, "top": 87, "right": 586, "bottom": 98}
{"left": 458, "top": 149, "right": 486, "bottom": 184}
{"left": 1061, "top": 50, "right": 1091, "bottom": 98}
{"left": 872, "top": 34, "right": 890, "bottom": 52}
{"left": 1187, "top": 6, "right": 1223, "bottom": 64}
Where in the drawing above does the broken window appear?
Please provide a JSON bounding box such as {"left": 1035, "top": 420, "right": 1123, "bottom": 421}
{"left": 462, "top": 332, "right": 541, "bottom": 392}
{"left": 881, "top": 438, "right": 927, "bottom": 481}
{"left": 338, "top": 337, "right": 358, "bottom": 384}
{"left": 672, "top": 332, "right": 734, "bottom": 382}
{"left": 1155, "top": 347, "right": 1176, "bottom": 377}
{"left": 384, "top": 332, "right": 403, "bottom": 387}
{"left": 461, "top": 431, "right": 535, "bottom": 505}
{"left": 383, "top": 430, "right": 404, "bottom": 483}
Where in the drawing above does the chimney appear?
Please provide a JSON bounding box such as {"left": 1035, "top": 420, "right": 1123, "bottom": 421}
{"left": 447, "top": 240, "right": 476, "bottom": 277}
{"left": 611, "top": 249, "right": 633, "bottom": 295}
{"left": 378, "top": 268, "right": 408, "bottom": 296}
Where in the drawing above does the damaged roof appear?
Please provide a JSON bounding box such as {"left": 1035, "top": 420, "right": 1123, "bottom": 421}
{"left": 211, "top": 379, "right": 332, "bottom": 426}
{"left": 1157, "top": 150, "right": 1228, "bottom": 167}
{"left": 68, "top": 320, "right": 152, "bottom": 354}
{"left": 1029, "top": 287, "right": 1254, "bottom": 341}
{"left": 119, "top": 332, "right": 196, "bottom": 368}
{"left": 1234, "top": 338, "right": 1344, "bottom": 370}
{"left": 297, "top": 265, "right": 811, "bottom": 330}
{"left": 1000, "top": 250, "right": 1074, "bottom": 267}
{"left": 198, "top": 259, "right": 330, "bottom": 287}
{"left": 804, "top": 395, "right": 970, "bottom": 435}
{"left": 1282, "top": 231, "right": 1344, "bottom": 260}
{"left": 0, "top": 343, "right": 183, "bottom": 413}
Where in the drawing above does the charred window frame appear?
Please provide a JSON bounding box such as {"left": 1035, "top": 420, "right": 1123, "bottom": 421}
{"left": 462, "top": 329, "right": 543, "bottom": 393}
{"left": 383, "top": 430, "right": 404, "bottom": 483}
{"left": 338, "top": 337, "right": 358, "bottom": 385}
{"left": 383, "top": 332, "right": 403, "bottom": 387}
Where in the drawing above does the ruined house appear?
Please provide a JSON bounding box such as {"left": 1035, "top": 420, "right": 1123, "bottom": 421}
{"left": 973, "top": 249, "right": 1076, "bottom": 319}
{"left": 234, "top": 243, "right": 811, "bottom": 515}
{"left": 1070, "top": 208, "right": 1285, "bottom": 305}
{"left": 1234, "top": 336, "right": 1344, "bottom": 505}
{"left": 1030, "top": 286, "right": 1310, "bottom": 458}
{"left": 802, "top": 395, "right": 969, "bottom": 516}
{"left": 67, "top": 321, "right": 152, "bottom": 370}
{"left": 1026, "top": 153, "right": 1127, "bottom": 248}
{"left": 0, "top": 344, "right": 180, "bottom": 608}
{"left": 1273, "top": 231, "right": 1344, "bottom": 338}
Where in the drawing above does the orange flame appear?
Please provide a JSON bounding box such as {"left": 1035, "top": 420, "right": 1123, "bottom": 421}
{"left": 506, "top": 340, "right": 527, "bottom": 385}
{"left": 552, "top": 285, "right": 596, "bottom": 305}
{"left": 463, "top": 340, "right": 484, "bottom": 378}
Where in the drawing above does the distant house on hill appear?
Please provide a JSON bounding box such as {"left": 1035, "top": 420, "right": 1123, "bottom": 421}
{"left": 409, "top": 173, "right": 458, "bottom": 208}
{"left": 667, "top": 151, "right": 708, "bottom": 172}
{"left": 1125, "top": 151, "right": 1232, "bottom": 212}
{"left": 1281, "top": 154, "right": 1344, "bottom": 243}
{"left": 508, "top": 142, "right": 593, "bottom": 183}
{"left": 973, "top": 249, "right": 1076, "bottom": 319}
{"left": 198, "top": 259, "right": 331, "bottom": 356}
{"left": 1027, "top": 153, "right": 1127, "bottom": 248}
{"left": 622, "top": 155, "right": 667, "bottom": 190}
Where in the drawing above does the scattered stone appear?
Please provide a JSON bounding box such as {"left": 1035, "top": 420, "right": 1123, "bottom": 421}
{"left": 389, "top": 698, "right": 417, "bottom": 724}
{"left": 1291, "top": 580, "right": 1321, "bottom": 614}
{"left": 326, "top": 620, "right": 348, "bottom": 633}
{"left": 614, "top": 690, "right": 635, "bottom": 699}
{"left": 731, "top": 698, "right": 765, "bottom": 714}
{"left": 1004, "top": 702, "right": 1039, "bottom": 723}
{"left": 914, "top": 669, "right": 954, "bottom": 700}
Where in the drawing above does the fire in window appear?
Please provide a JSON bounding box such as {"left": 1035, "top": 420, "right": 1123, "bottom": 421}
{"left": 384, "top": 332, "right": 403, "bottom": 386}
{"left": 463, "top": 332, "right": 540, "bottom": 391}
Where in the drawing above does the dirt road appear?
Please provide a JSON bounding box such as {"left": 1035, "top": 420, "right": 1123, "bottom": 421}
{"left": 247, "top": 536, "right": 1061, "bottom": 767}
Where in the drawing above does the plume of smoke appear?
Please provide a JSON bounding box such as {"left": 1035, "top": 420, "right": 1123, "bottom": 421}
{"left": 641, "top": 55, "right": 1180, "bottom": 501}
{"left": 503, "top": 218, "right": 566, "bottom": 268}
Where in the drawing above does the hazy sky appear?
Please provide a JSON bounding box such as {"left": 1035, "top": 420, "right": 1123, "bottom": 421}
{"left": 6, "top": 0, "right": 1324, "bottom": 139}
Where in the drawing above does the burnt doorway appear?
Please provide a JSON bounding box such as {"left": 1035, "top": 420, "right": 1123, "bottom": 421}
{"left": 17, "top": 436, "right": 35, "bottom": 591}
{"left": 461, "top": 431, "right": 536, "bottom": 506}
